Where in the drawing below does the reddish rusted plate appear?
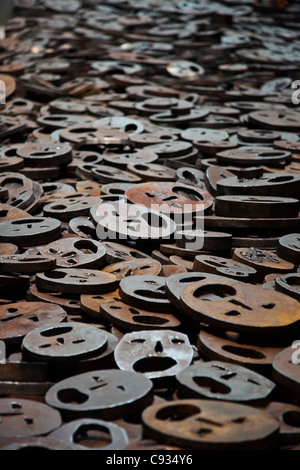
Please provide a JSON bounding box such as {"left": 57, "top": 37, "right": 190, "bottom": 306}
{"left": 0, "top": 217, "right": 61, "bottom": 246}
{"left": 198, "top": 328, "right": 283, "bottom": 373}
{"left": 233, "top": 248, "right": 294, "bottom": 282}
{"left": 0, "top": 254, "right": 56, "bottom": 273}
{"left": 22, "top": 322, "right": 108, "bottom": 363}
{"left": 102, "top": 259, "right": 161, "bottom": 280}
{"left": 126, "top": 182, "right": 213, "bottom": 215}
{"left": 193, "top": 255, "right": 257, "bottom": 282}
{"left": 142, "top": 399, "right": 279, "bottom": 450}
{"left": 272, "top": 346, "right": 300, "bottom": 394}
{"left": 49, "top": 418, "right": 129, "bottom": 450}
{"left": 40, "top": 237, "right": 106, "bottom": 269}
{"left": 80, "top": 291, "right": 121, "bottom": 320}
{"left": 180, "top": 279, "right": 300, "bottom": 334}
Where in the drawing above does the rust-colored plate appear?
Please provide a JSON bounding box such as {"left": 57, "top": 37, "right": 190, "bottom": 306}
{"left": 0, "top": 301, "right": 66, "bottom": 345}
{"left": 49, "top": 418, "right": 129, "bottom": 450}
{"left": 180, "top": 279, "right": 300, "bottom": 334}
{"left": 198, "top": 328, "right": 283, "bottom": 373}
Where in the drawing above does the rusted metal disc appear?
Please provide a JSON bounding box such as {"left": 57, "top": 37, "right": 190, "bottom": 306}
{"left": 233, "top": 248, "right": 294, "bottom": 282}
{"left": 263, "top": 402, "right": 300, "bottom": 445}
{"left": 100, "top": 301, "right": 181, "bottom": 331}
{"left": 0, "top": 398, "right": 61, "bottom": 439}
{"left": 28, "top": 284, "right": 81, "bottom": 315}
{"left": 95, "top": 202, "right": 176, "bottom": 243}
{"left": 114, "top": 330, "right": 193, "bottom": 384}
{"left": 101, "top": 183, "right": 134, "bottom": 196}
{"left": 0, "top": 254, "right": 56, "bottom": 273}
{"left": 92, "top": 166, "right": 141, "bottom": 184}
{"left": 22, "top": 322, "right": 108, "bottom": 363}
{"left": 0, "top": 75, "right": 16, "bottom": 99}
{"left": 273, "top": 346, "right": 300, "bottom": 394}
{"left": 17, "top": 143, "right": 73, "bottom": 168}
{"left": 45, "top": 370, "right": 153, "bottom": 420}
{"left": 143, "top": 142, "right": 194, "bottom": 159}
{"left": 94, "top": 117, "right": 144, "bottom": 135}
{"left": 176, "top": 167, "right": 205, "bottom": 188}
{"left": 180, "top": 279, "right": 300, "bottom": 334}
{"left": 102, "top": 149, "right": 158, "bottom": 168}
{"left": 181, "top": 128, "right": 229, "bottom": 143}
{"left": 165, "top": 272, "right": 230, "bottom": 311}
{"left": 0, "top": 437, "right": 74, "bottom": 450}
{"left": 80, "top": 291, "right": 121, "bottom": 320}
{"left": 40, "top": 237, "right": 106, "bottom": 269}
{"left": 198, "top": 328, "right": 283, "bottom": 373}
{"left": 119, "top": 274, "right": 173, "bottom": 313}
{"left": 102, "top": 241, "right": 150, "bottom": 264}
{"left": 176, "top": 361, "right": 275, "bottom": 402}
{"left": 249, "top": 110, "right": 300, "bottom": 132}
{"left": 204, "top": 166, "right": 235, "bottom": 196}
{"left": 0, "top": 217, "right": 61, "bottom": 246}
{"left": 193, "top": 255, "right": 257, "bottom": 282}
{"left": 175, "top": 230, "right": 232, "bottom": 252}
{"left": 0, "top": 243, "right": 18, "bottom": 255}
{"left": 215, "top": 196, "right": 299, "bottom": 219}
{"left": 217, "top": 173, "right": 300, "bottom": 198}
{"left": 60, "top": 126, "right": 129, "bottom": 146}
{"left": 0, "top": 172, "right": 34, "bottom": 210}
{"left": 43, "top": 197, "right": 102, "bottom": 221}
{"left": 275, "top": 274, "right": 300, "bottom": 301}
{"left": 166, "top": 60, "right": 204, "bottom": 78}
{"left": 216, "top": 147, "right": 291, "bottom": 166}
{"left": 36, "top": 269, "right": 118, "bottom": 295}
{"left": 125, "top": 182, "right": 213, "bottom": 215}
{"left": 142, "top": 399, "right": 279, "bottom": 450}
{"left": 37, "top": 114, "right": 98, "bottom": 130}
{"left": 0, "top": 301, "right": 67, "bottom": 345}
{"left": 49, "top": 418, "right": 129, "bottom": 450}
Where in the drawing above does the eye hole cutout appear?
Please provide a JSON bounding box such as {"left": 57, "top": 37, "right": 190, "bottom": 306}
{"left": 156, "top": 404, "right": 200, "bottom": 421}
